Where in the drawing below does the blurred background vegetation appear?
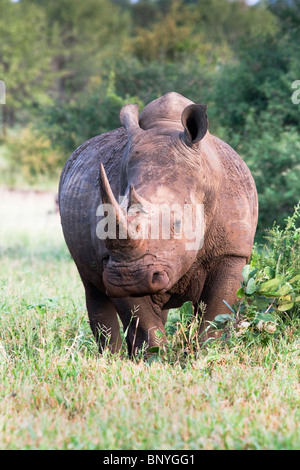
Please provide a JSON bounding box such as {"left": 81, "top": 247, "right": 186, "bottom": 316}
{"left": 0, "top": 0, "right": 299, "bottom": 239}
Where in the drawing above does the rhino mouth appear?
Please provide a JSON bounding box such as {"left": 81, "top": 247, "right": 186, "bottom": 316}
{"left": 102, "top": 258, "right": 172, "bottom": 297}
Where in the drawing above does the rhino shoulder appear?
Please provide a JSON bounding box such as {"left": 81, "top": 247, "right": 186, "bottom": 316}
{"left": 212, "top": 136, "right": 257, "bottom": 200}
{"left": 211, "top": 136, "right": 258, "bottom": 259}
{"left": 59, "top": 127, "right": 127, "bottom": 194}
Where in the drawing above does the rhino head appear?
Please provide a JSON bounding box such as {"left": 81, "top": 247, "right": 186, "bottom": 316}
{"left": 98, "top": 93, "right": 210, "bottom": 299}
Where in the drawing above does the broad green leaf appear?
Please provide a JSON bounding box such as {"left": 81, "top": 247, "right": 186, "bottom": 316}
{"left": 245, "top": 277, "right": 256, "bottom": 295}
{"left": 264, "top": 266, "right": 275, "bottom": 278}
{"left": 258, "top": 277, "right": 282, "bottom": 293}
{"left": 214, "top": 314, "right": 234, "bottom": 323}
{"left": 278, "top": 294, "right": 292, "bottom": 303}
{"left": 261, "top": 292, "right": 283, "bottom": 298}
{"left": 168, "top": 310, "right": 181, "bottom": 322}
{"left": 277, "top": 285, "right": 291, "bottom": 296}
{"left": 276, "top": 302, "right": 294, "bottom": 311}
{"left": 213, "top": 314, "right": 234, "bottom": 329}
{"left": 289, "top": 274, "right": 300, "bottom": 284}
{"left": 148, "top": 346, "right": 160, "bottom": 354}
{"left": 249, "top": 268, "right": 258, "bottom": 278}
{"left": 256, "top": 313, "right": 275, "bottom": 322}
{"left": 255, "top": 297, "right": 273, "bottom": 310}
{"left": 181, "top": 301, "right": 194, "bottom": 317}
{"left": 242, "top": 265, "right": 251, "bottom": 283}
{"left": 236, "top": 287, "right": 245, "bottom": 298}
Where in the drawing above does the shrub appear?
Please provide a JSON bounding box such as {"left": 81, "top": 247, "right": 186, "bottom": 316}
{"left": 4, "top": 127, "right": 62, "bottom": 186}
{"left": 38, "top": 73, "right": 144, "bottom": 160}
{"left": 212, "top": 203, "right": 300, "bottom": 345}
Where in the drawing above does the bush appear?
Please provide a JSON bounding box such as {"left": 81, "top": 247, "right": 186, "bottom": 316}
{"left": 38, "top": 73, "right": 144, "bottom": 160}
{"left": 242, "top": 124, "right": 300, "bottom": 234}
{"left": 207, "top": 31, "right": 300, "bottom": 236}
{"left": 3, "top": 127, "right": 62, "bottom": 186}
{"left": 212, "top": 203, "right": 300, "bottom": 345}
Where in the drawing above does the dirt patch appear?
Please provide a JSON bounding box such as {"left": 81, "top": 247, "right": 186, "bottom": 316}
{"left": 0, "top": 186, "right": 58, "bottom": 214}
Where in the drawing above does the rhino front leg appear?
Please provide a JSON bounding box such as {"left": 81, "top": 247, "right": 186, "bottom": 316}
{"left": 112, "top": 296, "right": 168, "bottom": 356}
{"left": 83, "top": 281, "right": 122, "bottom": 353}
{"left": 199, "top": 256, "right": 247, "bottom": 337}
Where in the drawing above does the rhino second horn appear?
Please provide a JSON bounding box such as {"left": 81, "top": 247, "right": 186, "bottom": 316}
{"left": 129, "top": 184, "right": 146, "bottom": 207}
{"left": 128, "top": 184, "right": 155, "bottom": 217}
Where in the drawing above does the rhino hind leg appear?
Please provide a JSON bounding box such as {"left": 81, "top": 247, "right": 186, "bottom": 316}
{"left": 199, "top": 256, "right": 247, "bottom": 338}
{"left": 83, "top": 281, "right": 122, "bottom": 353}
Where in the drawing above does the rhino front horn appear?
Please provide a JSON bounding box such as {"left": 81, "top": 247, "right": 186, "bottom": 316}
{"left": 99, "top": 163, "right": 141, "bottom": 250}
{"left": 99, "top": 162, "right": 127, "bottom": 229}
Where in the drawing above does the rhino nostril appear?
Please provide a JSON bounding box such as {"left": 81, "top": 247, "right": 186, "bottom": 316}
{"left": 152, "top": 272, "right": 162, "bottom": 283}
{"left": 151, "top": 271, "right": 169, "bottom": 288}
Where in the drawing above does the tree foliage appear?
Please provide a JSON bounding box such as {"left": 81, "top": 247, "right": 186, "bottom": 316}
{"left": 0, "top": 0, "right": 299, "bottom": 236}
{"left": 0, "top": 0, "right": 52, "bottom": 128}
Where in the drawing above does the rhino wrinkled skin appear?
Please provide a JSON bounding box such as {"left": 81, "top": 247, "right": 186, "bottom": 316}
{"left": 59, "top": 92, "right": 258, "bottom": 355}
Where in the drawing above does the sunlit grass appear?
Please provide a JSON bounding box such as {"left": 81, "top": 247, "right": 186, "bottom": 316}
{"left": 0, "top": 188, "right": 299, "bottom": 450}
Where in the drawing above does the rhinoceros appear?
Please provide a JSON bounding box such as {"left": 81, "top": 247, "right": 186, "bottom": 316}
{"left": 59, "top": 92, "right": 258, "bottom": 355}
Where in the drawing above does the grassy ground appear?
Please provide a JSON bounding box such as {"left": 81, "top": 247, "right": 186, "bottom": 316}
{"left": 0, "top": 187, "right": 299, "bottom": 450}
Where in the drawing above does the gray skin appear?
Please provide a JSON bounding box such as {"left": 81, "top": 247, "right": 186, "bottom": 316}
{"left": 59, "top": 92, "right": 258, "bottom": 356}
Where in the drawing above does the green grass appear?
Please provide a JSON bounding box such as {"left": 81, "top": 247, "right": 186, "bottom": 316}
{"left": 0, "top": 187, "right": 299, "bottom": 450}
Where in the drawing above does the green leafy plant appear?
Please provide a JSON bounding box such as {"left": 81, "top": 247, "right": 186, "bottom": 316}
{"left": 212, "top": 203, "right": 300, "bottom": 344}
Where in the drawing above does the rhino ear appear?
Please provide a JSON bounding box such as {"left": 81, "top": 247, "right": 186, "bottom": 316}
{"left": 120, "top": 104, "right": 140, "bottom": 135}
{"left": 181, "top": 104, "right": 208, "bottom": 146}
